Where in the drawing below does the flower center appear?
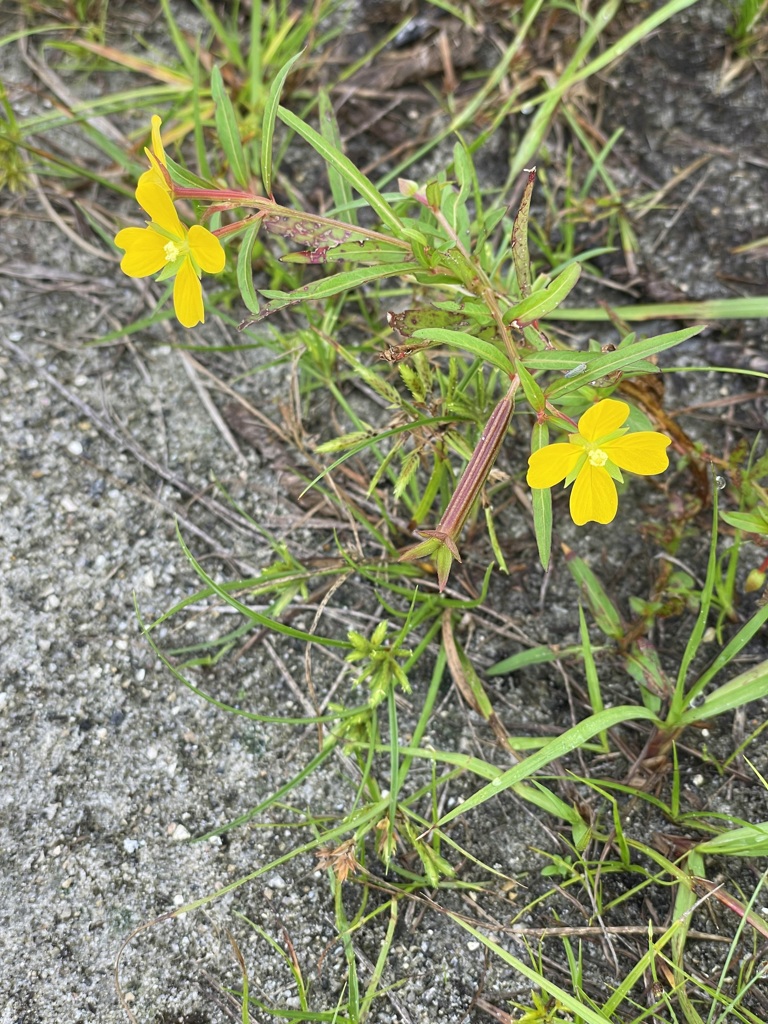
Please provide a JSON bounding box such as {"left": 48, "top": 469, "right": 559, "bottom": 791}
{"left": 164, "top": 240, "right": 183, "bottom": 263}
{"left": 588, "top": 448, "right": 608, "bottom": 467}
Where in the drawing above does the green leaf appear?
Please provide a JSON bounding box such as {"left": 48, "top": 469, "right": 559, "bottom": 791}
{"left": 505, "top": 262, "right": 581, "bottom": 325}
{"left": 669, "top": 481, "right": 720, "bottom": 717}
{"left": 515, "top": 358, "right": 546, "bottom": 412}
{"left": 547, "top": 296, "right": 768, "bottom": 322}
{"left": 696, "top": 822, "right": 768, "bottom": 857}
{"left": 279, "top": 105, "right": 415, "bottom": 239}
{"left": 540, "top": 326, "right": 703, "bottom": 397}
{"left": 318, "top": 89, "right": 356, "bottom": 223}
{"left": 484, "top": 505, "right": 508, "bottom": 576}
{"left": 511, "top": 168, "right": 536, "bottom": 297}
{"left": 411, "top": 327, "right": 514, "bottom": 376}
{"left": 625, "top": 641, "right": 670, "bottom": 712}
{"left": 261, "top": 49, "right": 305, "bottom": 197}
{"left": 685, "top": 600, "right": 768, "bottom": 701}
{"left": 435, "top": 704, "right": 660, "bottom": 829}
{"left": 563, "top": 547, "right": 624, "bottom": 640}
{"left": 248, "top": 261, "right": 416, "bottom": 321}
{"left": 281, "top": 240, "right": 409, "bottom": 265}
{"left": 236, "top": 220, "right": 261, "bottom": 314}
{"left": 211, "top": 65, "right": 249, "bottom": 189}
{"left": 530, "top": 421, "right": 552, "bottom": 570}
{"left": 720, "top": 509, "right": 768, "bottom": 535}
{"left": 160, "top": 0, "right": 196, "bottom": 76}
{"left": 677, "top": 657, "right": 768, "bottom": 726}
{"left": 579, "top": 605, "right": 606, "bottom": 743}
{"left": 175, "top": 523, "right": 348, "bottom": 649}
{"left": 486, "top": 644, "right": 584, "bottom": 676}
{"left": 525, "top": 351, "right": 610, "bottom": 371}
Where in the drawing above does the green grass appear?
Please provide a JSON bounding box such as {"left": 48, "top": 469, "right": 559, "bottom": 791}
{"left": 6, "top": 1, "right": 768, "bottom": 1022}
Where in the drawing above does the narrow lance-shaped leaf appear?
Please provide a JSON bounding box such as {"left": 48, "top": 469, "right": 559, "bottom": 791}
{"left": 695, "top": 826, "right": 768, "bottom": 859}
{"left": 261, "top": 49, "right": 305, "bottom": 197}
{"left": 515, "top": 358, "right": 546, "bottom": 412}
{"left": 282, "top": 240, "right": 410, "bottom": 265}
{"left": 562, "top": 544, "right": 624, "bottom": 640}
{"left": 531, "top": 422, "right": 552, "bottom": 571}
{"left": 539, "top": 326, "right": 704, "bottom": 397}
{"left": 236, "top": 219, "right": 261, "bottom": 314}
{"left": 512, "top": 167, "right": 536, "bottom": 298}
{"left": 435, "top": 704, "right": 661, "bottom": 829}
{"left": 411, "top": 327, "right": 514, "bottom": 377}
{"left": 241, "top": 261, "right": 416, "bottom": 325}
{"left": 211, "top": 65, "right": 250, "bottom": 189}
{"left": 677, "top": 657, "right": 768, "bottom": 726}
{"left": 318, "top": 88, "right": 357, "bottom": 223}
{"left": 278, "top": 105, "right": 416, "bottom": 239}
{"left": 486, "top": 644, "right": 585, "bottom": 676}
{"left": 388, "top": 307, "right": 472, "bottom": 338}
{"left": 506, "top": 262, "right": 581, "bottom": 326}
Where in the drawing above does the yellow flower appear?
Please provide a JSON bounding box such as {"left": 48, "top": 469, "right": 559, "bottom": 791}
{"left": 527, "top": 398, "right": 671, "bottom": 525}
{"left": 114, "top": 180, "right": 225, "bottom": 328}
{"left": 137, "top": 114, "right": 170, "bottom": 193}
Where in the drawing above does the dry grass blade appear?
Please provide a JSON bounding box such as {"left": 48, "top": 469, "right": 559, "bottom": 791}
{"left": 29, "top": 171, "right": 113, "bottom": 260}
{"left": 71, "top": 38, "right": 192, "bottom": 86}
{"left": 19, "top": 36, "right": 128, "bottom": 145}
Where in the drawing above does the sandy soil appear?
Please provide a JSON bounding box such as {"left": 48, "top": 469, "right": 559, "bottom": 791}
{"left": 1, "top": 2, "right": 767, "bottom": 1022}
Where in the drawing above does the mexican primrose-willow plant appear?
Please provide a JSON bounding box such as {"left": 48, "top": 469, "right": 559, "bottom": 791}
{"left": 113, "top": 106, "right": 699, "bottom": 585}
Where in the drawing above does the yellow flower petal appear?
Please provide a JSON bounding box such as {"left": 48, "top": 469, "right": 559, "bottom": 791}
{"left": 188, "top": 224, "right": 226, "bottom": 274}
{"left": 149, "top": 114, "right": 167, "bottom": 167}
{"left": 137, "top": 151, "right": 170, "bottom": 193}
{"left": 173, "top": 257, "right": 205, "bottom": 328}
{"left": 603, "top": 432, "right": 671, "bottom": 475}
{"left": 527, "top": 443, "right": 582, "bottom": 488}
{"left": 577, "top": 398, "right": 629, "bottom": 443}
{"left": 115, "top": 226, "right": 168, "bottom": 277}
{"left": 135, "top": 180, "right": 183, "bottom": 237}
{"left": 570, "top": 463, "right": 618, "bottom": 525}
{"left": 137, "top": 117, "right": 171, "bottom": 193}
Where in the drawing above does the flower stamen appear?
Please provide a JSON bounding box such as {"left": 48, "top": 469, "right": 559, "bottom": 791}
{"left": 164, "top": 239, "right": 183, "bottom": 262}
{"left": 588, "top": 448, "right": 608, "bottom": 467}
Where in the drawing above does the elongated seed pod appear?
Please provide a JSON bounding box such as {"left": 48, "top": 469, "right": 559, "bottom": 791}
{"left": 432, "top": 392, "right": 515, "bottom": 543}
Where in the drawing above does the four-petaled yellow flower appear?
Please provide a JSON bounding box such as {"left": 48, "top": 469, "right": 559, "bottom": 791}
{"left": 527, "top": 398, "right": 671, "bottom": 525}
{"left": 115, "top": 179, "right": 225, "bottom": 328}
{"left": 138, "top": 114, "right": 171, "bottom": 193}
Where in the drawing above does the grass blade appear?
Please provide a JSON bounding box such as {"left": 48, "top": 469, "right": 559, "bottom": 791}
{"left": 211, "top": 64, "right": 249, "bottom": 188}
{"left": 261, "top": 49, "right": 305, "bottom": 197}
{"left": 278, "top": 104, "right": 410, "bottom": 237}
